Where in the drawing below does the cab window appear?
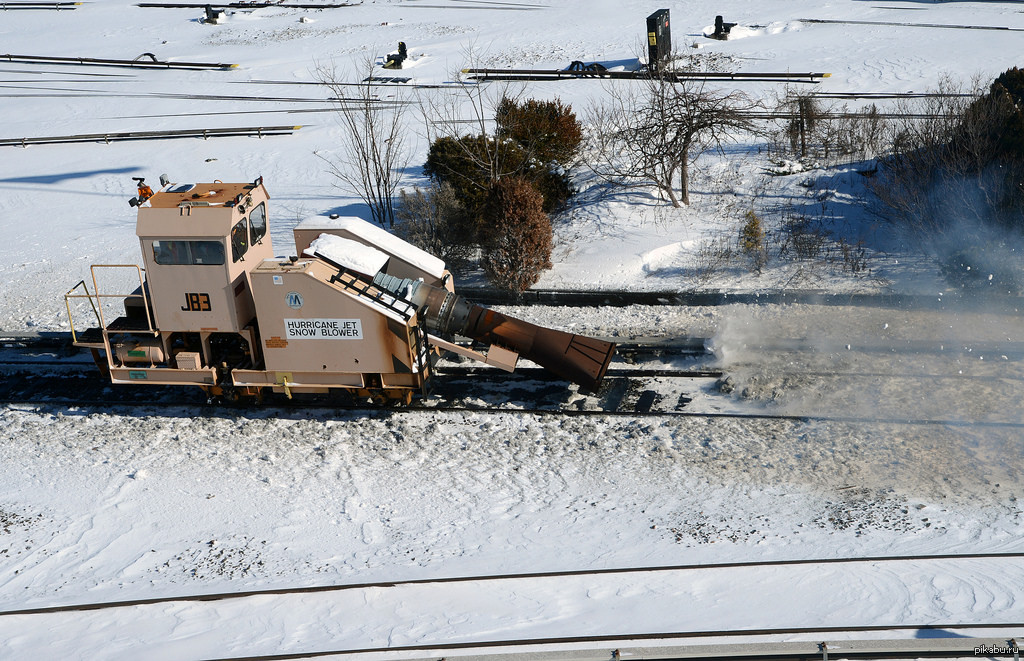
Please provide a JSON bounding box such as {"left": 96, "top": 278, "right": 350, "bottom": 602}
{"left": 153, "top": 240, "right": 224, "bottom": 266}
{"left": 191, "top": 241, "right": 225, "bottom": 265}
{"left": 249, "top": 202, "right": 267, "bottom": 245}
{"left": 231, "top": 219, "right": 249, "bottom": 262}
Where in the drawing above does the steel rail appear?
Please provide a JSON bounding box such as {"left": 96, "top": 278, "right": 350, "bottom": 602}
{"left": 0, "top": 125, "right": 302, "bottom": 147}
{"left": 463, "top": 67, "right": 830, "bottom": 83}
{"left": 6, "top": 357, "right": 1023, "bottom": 389}
{"left": 809, "top": 92, "right": 979, "bottom": 99}
{"left": 11, "top": 332, "right": 1024, "bottom": 363}
{"left": 235, "top": 77, "right": 455, "bottom": 88}
{"left": 107, "top": 107, "right": 350, "bottom": 119}
{"left": 8, "top": 333, "right": 1024, "bottom": 368}
{"left": 0, "top": 356, "right": 723, "bottom": 379}
{"left": 190, "top": 627, "right": 1024, "bottom": 661}
{"left": 0, "top": 91, "right": 964, "bottom": 121}
{"left": 49, "top": 284, "right": 1009, "bottom": 310}
{"left": 3, "top": 552, "right": 1021, "bottom": 617}
{"left": 0, "top": 53, "right": 238, "bottom": 69}
{"left": 0, "top": 86, "right": 330, "bottom": 100}
{"left": 0, "top": 81, "right": 968, "bottom": 120}
{"left": 8, "top": 333, "right": 1024, "bottom": 363}
{"left": 458, "top": 287, "right": 1024, "bottom": 311}
{"left": 138, "top": 0, "right": 543, "bottom": 6}
{"left": 0, "top": 67, "right": 134, "bottom": 77}
{"left": 0, "top": 91, "right": 402, "bottom": 107}
{"left": 444, "top": 0, "right": 547, "bottom": 6}
{"left": 0, "top": 1, "right": 80, "bottom": 8}
{"left": 394, "top": 2, "right": 543, "bottom": 9}
{"left": 0, "top": 78, "right": 137, "bottom": 83}
{"left": 137, "top": 1, "right": 358, "bottom": 7}
{"left": 798, "top": 17, "right": 1024, "bottom": 32}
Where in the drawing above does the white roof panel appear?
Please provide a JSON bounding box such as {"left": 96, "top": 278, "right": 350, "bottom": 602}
{"left": 295, "top": 216, "right": 446, "bottom": 279}
{"left": 304, "top": 234, "right": 390, "bottom": 277}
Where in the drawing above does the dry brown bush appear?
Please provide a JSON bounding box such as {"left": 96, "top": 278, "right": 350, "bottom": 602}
{"left": 480, "top": 177, "right": 553, "bottom": 293}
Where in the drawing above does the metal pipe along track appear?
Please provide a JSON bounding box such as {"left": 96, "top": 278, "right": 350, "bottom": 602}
{"left": 0, "top": 1, "right": 80, "bottom": 8}
{"left": 138, "top": 1, "right": 359, "bottom": 6}
{"left": 799, "top": 17, "right": 1024, "bottom": 32}
{"left": 462, "top": 67, "right": 831, "bottom": 83}
{"left": 0, "top": 53, "right": 239, "bottom": 69}
{"left": 0, "top": 125, "right": 302, "bottom": 146}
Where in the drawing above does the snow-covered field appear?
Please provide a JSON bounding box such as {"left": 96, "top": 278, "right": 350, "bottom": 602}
{"left": 2, "top": 0, "right": 1024, "bottom": 658}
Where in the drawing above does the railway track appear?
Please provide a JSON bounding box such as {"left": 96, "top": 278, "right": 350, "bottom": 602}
{"left": 1, "top": 554, "right": 1021, "bottom": 660}
{"left": 3, "top": 334, "right": 1024, "bottom": 427}
{"left": 164, "top": 629, "right": 1024, "bottom": 661}
{"left": 457, "top": 287, "right": 1024, "bottom": 311}
{"left": 137, "top": 1, "right": 360, "bottom": 7}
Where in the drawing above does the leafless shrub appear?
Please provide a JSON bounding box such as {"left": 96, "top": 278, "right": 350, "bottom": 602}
{"left": 396, "top": 182, "right": 475, "bottom": 271}
{"left": 777, "top": 212, "right": 830, "bottom": 260}
{"left": 869, "top": 74, "right": 991, "bottom": 235}
{"left": 835, "top": 238, "right": 869, "bottom": 273}
{"left": 832, "top": 104, "right": 888, "bottom": 163}
{"left": 692, "top": 235, "right": 733, "bottom": 283}
{"left": 771, "top": 92, "right": 891, "bottom": 166}
{"left": 315, "top": 58, "right": 410, "bottom": 228}
{"left": 781, "top": 93, "right": 822, "bottom": 158}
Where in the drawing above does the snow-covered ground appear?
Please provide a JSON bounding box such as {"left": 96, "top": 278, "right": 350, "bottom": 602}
{"left": 2, "top": 0, "right": 1024, "bottom": 658}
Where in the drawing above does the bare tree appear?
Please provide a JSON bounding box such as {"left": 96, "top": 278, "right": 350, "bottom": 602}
{"left": 589, "top": 71, "right": 762, "bottom": 206}
{"left": 316, "top": 58, "right": 409, "bottom": 228}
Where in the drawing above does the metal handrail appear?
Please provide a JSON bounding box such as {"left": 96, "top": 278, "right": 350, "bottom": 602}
{"left": 63, "top": 280, "right": 100, "bottom": 345}
{"left": 85, "top": 264, "right": 155, "bottom": 335}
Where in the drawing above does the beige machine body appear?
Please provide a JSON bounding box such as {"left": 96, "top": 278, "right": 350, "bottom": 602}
{"left": 65, "top": 177, "right": 616, "bottom": 403}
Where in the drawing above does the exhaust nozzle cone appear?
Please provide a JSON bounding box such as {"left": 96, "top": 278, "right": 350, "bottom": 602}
{"left": 465, "top": 307, "right": 615, "bottom": 392}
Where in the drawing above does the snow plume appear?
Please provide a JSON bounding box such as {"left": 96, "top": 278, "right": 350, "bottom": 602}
{"left": 880, "top": 162, "right": 1024, "bottom": 294}
{"left": 707, "top": 306, "right": 773, "bottom": 366}
{"left": 702, "top": 303, "right": 1024, "bottom": 509}
{"left": 708, "top": 302, "right": 1024, "bottom": 431}
{"left": 935, "top": 232, "right": 1024, "bottom": 296}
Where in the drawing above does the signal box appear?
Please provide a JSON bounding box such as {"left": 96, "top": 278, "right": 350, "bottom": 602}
{"left": 647, "top": 9, "right": 671, "bottom": 73}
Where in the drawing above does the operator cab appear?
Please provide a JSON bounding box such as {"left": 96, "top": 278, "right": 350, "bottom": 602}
{"left": 136, "top": 178, "right": 272, "bottom": 334}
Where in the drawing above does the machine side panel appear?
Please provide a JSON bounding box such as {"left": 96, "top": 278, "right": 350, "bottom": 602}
{"left": 250, "top": 262, "right": 414, "bottom": 375}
